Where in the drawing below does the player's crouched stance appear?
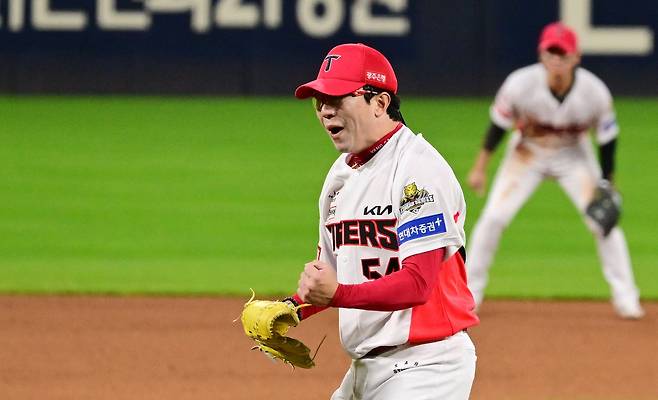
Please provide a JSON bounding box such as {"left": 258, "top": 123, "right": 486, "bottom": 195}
{"left": 289, "top": 43, "right": 478, "bottom": 399}
{"left": 465, "top": 22, "right": 644, "bottom": 320}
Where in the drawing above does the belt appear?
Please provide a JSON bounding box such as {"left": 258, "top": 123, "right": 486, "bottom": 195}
{"left": 363, "top": 345, "right": 398, "bottom": 358}
{"left": 363, "top": 329, "right": 468, "bottom": 358}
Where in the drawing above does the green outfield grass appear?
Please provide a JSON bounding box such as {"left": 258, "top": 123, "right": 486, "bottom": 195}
{"left": 1, "top": 96, "right": 656, "bottom": 299}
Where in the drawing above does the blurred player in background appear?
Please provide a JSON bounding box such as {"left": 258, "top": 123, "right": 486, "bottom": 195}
{"left": 466, "top": 22, "right": 644, "bottom": 319}
{"left": 291, "top": 43, "right": 479, "bottom": 399}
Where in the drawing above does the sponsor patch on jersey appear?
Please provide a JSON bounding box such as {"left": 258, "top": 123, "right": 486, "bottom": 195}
{"left": 602, "top": 118, "right": 617, "bottom": 131}
{"left": 397, "top": 213, "right": 446, "bottom": 245}
{"left": 327, "top": 190, "right": 339, "bottom": 220}
{"left": 363, "top": 204, "right": 393, "bottom": 216}
{"left": 400, "top": 182, "right": 434, "bottom": 214}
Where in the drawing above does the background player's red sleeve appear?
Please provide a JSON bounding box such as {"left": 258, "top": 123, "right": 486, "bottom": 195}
{"left": 291, "top": 293, "right": 327, "bottom": 320}
{"left": 329, "top": 248, "right": 445, "bottom": 311}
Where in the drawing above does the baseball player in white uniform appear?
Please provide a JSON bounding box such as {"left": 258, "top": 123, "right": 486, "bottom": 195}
{"left": 466, "top": 22, "right": 644, "bottom": 319}
{"left": 285, "top": 43, "right": 480, "bottom": 399}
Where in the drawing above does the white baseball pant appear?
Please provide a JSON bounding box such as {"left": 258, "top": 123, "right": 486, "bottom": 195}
{"left": 331, "top": 331, "right": 476, "bottom": 400}
{"left": 467, "top": 133, "right": 640, "bottom": 309}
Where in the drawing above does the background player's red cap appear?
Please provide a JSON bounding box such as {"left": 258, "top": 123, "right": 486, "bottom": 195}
{"left": 295, "top": 43, "right": 397, "bottom": 99}
{"left": 538, "top": 22, "right": 579, "bottom": 54}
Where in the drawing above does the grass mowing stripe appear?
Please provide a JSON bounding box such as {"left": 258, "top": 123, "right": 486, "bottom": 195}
{"left": 0, "top": 96, "right": 656, "bottom": 298}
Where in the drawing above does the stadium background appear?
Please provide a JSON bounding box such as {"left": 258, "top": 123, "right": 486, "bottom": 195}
{"left": 1, "top": 1, "right": 657, "bottom": 399}
{"left": 1, "top": 0, "right": 657, "bottom": 95}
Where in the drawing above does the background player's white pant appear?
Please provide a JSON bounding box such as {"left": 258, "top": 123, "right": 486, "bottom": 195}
{"left": 331, "top": 331, "right": 476, "bottom": 400}
{"left": 467, "top": 133, "right": 641, "bottom": 310}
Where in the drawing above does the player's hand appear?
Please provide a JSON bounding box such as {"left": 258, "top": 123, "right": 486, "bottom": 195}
{"left": 297, "top": 260, "right": 338, "bottom": 307}
{"left": 467, "top": 167, "right": 487, "bottom": 196}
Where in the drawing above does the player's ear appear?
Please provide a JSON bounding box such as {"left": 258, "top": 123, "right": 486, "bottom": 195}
{"left": 373, "top": 92, "right": 391, "bottom": 117}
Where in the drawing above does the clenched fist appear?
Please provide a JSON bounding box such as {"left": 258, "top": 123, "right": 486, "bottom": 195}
{"left": 297, "top": 260, "right": 339, "bottom": 306}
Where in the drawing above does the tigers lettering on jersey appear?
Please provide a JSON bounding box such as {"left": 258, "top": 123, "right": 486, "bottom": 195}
{"left": 520, "top": 118, "right": 590, "bottom": 137}
{"left": 326, "top": 219, "right": 398, "bottom": 251}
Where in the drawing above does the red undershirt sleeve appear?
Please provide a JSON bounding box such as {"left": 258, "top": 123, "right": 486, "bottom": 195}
{"left": 329, "top": 248, "right": 445, "bottom": 311}
{"left": 290, "top": 293, "right": 327, "bottom": 320}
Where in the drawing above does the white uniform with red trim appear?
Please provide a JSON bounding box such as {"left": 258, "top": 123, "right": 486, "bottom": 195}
{"left": 318, "top": 124, "right": 478, "bottom": 400}
{"left": 467, "top": 63, "right": 642, "bottom": 315}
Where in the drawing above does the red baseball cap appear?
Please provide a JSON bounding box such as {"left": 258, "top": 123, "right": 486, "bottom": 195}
{"left": 295, "top": 43, "right": 397, "bottom": 99}
{"left": 538, "top": 22, "right": 579, "bottom": 54}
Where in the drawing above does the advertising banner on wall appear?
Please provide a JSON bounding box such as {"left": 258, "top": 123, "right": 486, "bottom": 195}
{"left": 0, "top": 0, "right": 655, "bottom": 95}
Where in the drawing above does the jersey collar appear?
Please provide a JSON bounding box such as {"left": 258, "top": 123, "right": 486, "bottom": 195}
{"left": 549, "top": 66, "right": 578, "bottom": 104}
{"left": 346, "top": 122, "right": 403, "bottom": 169}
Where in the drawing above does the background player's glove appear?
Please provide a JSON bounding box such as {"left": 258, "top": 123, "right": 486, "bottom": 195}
{"left": 239, "top": 290, "right": 315, "bottom": 369}
{"left": 585, "top": 180, "right": 621, "bottom": 237}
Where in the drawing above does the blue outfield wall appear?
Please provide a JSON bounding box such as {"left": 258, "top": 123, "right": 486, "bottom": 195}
{"left": 0, "top": 0, "right": 656, "bottom": 95}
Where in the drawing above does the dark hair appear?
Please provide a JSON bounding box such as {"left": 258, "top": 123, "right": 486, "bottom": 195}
{"left": 362, "top": 85, "right": 405, "bottom": 123}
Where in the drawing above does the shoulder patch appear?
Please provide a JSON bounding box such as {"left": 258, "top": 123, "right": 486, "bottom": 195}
{"left": 400, "top": 182, "right": 434, "bottom": 214}
{"left": 397, "top": 214, "right": 447, "bottom": 245}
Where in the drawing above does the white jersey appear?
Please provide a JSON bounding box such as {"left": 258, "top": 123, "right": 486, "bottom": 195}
{"left": 317, "top": 125, "right": 467, "bottom": 359}
{"left": 491, "top": 63, "right": 618, "bottom": 147}
{"left": 467, "top": 62, "right": 642, "bottom": 321}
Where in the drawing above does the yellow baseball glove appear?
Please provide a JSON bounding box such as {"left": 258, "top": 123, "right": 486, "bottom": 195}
{"left": 239, "top": 290, "right": 315, "bottom": 369}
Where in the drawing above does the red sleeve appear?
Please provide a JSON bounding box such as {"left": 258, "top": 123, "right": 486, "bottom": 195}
{"left": 329, "top": 248, "right": 445, "bottom": 311}
{"left": 291, "top": 293, "right": 327, "bottom": 320}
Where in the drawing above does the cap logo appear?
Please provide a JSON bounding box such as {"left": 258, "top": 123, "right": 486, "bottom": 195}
{"left": 366, "top": 71, "right": 386, "bottom": 84}
{"left": 323, "top": 55, "right": 341, "bottom": 72}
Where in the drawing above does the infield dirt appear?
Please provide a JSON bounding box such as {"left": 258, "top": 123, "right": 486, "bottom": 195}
{"left": 0, "top": 296, "right": 656, "bottom": 400}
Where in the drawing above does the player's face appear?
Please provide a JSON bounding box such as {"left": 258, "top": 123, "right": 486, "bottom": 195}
{"left": 540, "top": 48, "right": 580, "bottom": 82}
{"left": 313, "top": 89, "right": 381, "bottom": 153}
